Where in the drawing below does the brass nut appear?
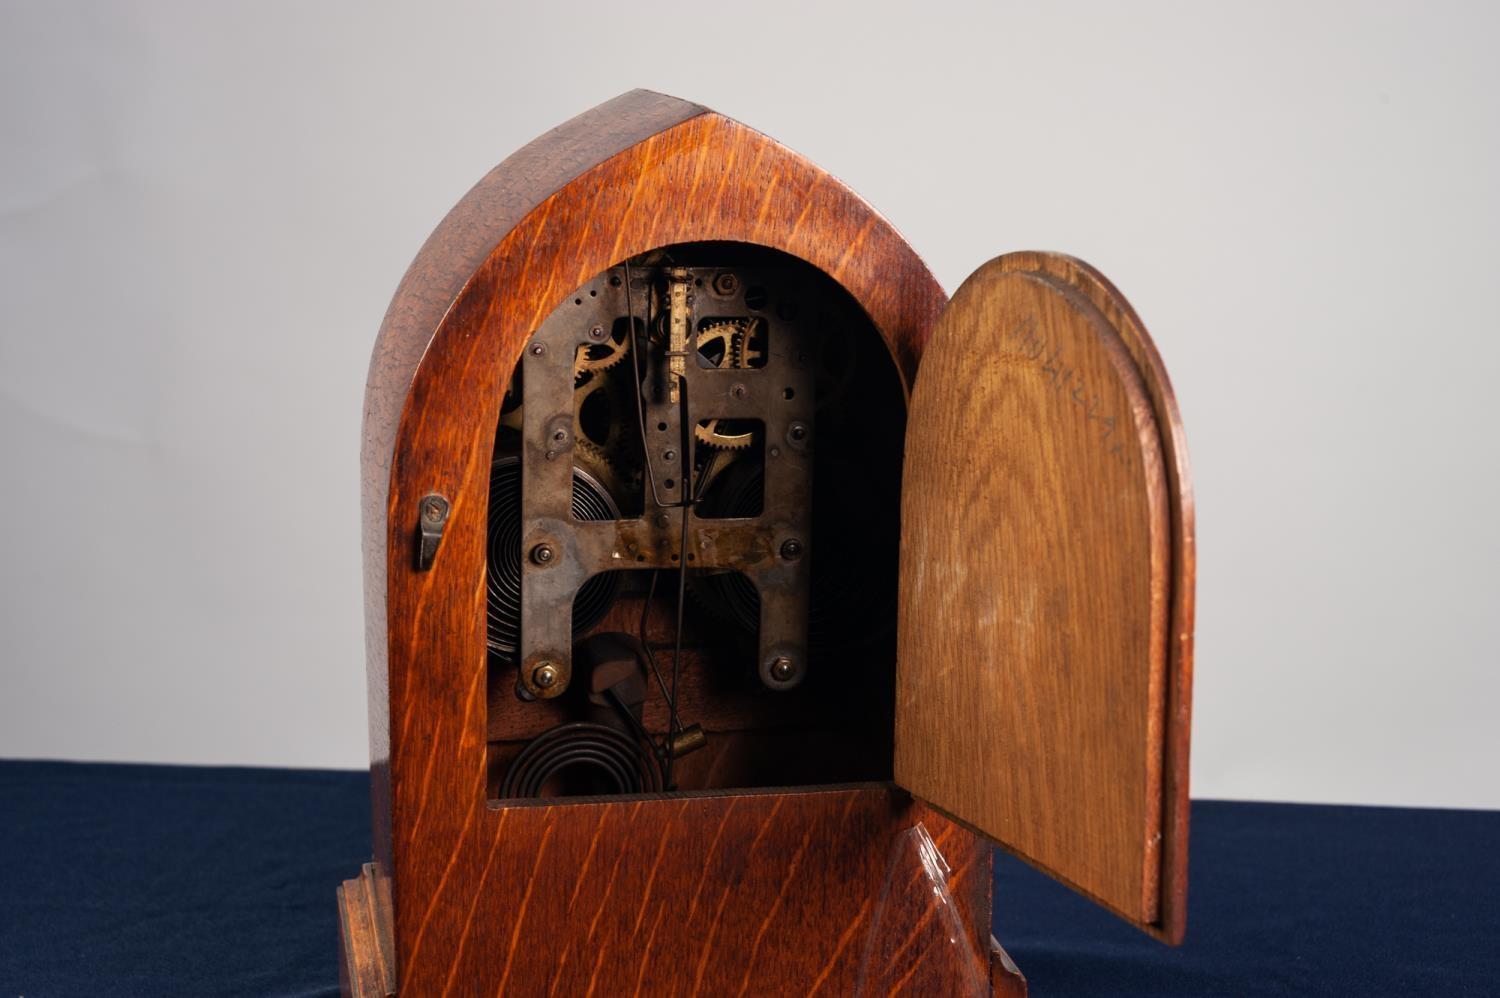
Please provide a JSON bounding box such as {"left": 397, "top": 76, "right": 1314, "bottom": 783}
{"left": 769, "top": 656, "right": 797, "bottom": 683}
{"left": 532, "top": 662, "right": 560, "bottom": 689}
{"left": 530, "top": 543, "right": 555, "bottom": 565}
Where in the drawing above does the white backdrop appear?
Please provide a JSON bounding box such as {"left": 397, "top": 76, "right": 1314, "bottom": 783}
{"left": 2, "top": 1, "right": 1496, "bottom": 809}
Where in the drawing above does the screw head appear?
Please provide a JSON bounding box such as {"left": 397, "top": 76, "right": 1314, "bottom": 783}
{"left": 663, "top": 449, "right": 676, "bottom": 462}
{"left": 770, "top": 656, "right": 797, "bottom": 683}
{"left": 731, "top": 383, "right": 748, "bottom": 400}
{"left": 529, "top": 342, "right": 546, "bottom": 357}
{"left": 421, "top": 498, "right": 445, "bottom": 522}
{"left": 711, "top": 272, "right": 739, "bottom": 296}
{"left": 588, "top": 324, "right": 607, "bottom": 341}
{"left": 532, "top": 662, "right": 560, "bottom": 689}
{"left": 780, "top": 538, "right": 804, "bottom": 560}
{"left": 551, "top": 428, "right": 568, "bottom": 444}
{"left": 530, "top": 543, "right": 555, "bottom": 565}
{"left": 788, "top": 422, "right": 809, "bottom": 443}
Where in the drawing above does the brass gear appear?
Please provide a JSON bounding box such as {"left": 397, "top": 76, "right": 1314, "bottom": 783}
{"left": 497, "top": 364, "right": 638, "bottom": 473}
{"left": 573, "top": 368, "right": 637, "bottom": 470}
{"left": 695, "top": 418, "right": 755, "bottom": 451}
{"left": 693, "top": 321, "right": 737, "bottom": 368}
{"left": 574, "top": 324, "right": 630, "bottom": 377}
{"left": 694, "top": 320, "right": 762, "bottom": 451}
{"left": 736, "top": 317, "right": 767, "bottom": 368}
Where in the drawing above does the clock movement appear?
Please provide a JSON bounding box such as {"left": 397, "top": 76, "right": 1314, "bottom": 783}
{"left": 337, "top": 90, "right": 1195, "bottom": 996}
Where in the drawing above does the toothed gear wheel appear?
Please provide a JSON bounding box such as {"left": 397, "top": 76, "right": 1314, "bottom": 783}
{"left": 694, "top": 321, "right": 739, "bottom": 369}
{"left": 694, "top": 320, "right": 763, "bottom": 451}
{"left": 573, "top": 369, "right": 637, "bottom": 469}
{"left": 695, "top": 418, "right": 756, "bottom": 451}
{"left": 574, "top": 324, "right": 631, "bottom": 377}
{"left": 737, "top": 322, "right": 766, "bottom": 368}
{"left": 498, "top": 364, "right": 638, "bottom": 474}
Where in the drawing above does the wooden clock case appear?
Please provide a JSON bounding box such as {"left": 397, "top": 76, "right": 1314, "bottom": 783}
{"left": 338, "top": 90, "right": 1194, "bottom": 996}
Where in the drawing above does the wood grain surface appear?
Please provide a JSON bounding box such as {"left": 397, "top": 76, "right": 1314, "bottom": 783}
{"left": 357, "top": 90, "right": 980, "bottom": 993}
{"left": 339, "top": 864, "right": 395, "bottom": 997}
{"left": 894, "top": 252, "right": 1192, "bottom": 942}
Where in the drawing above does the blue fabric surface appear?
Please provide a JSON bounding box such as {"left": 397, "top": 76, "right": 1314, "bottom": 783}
{"left": 1, "top": 760, "right": 1495, "bottom": 996}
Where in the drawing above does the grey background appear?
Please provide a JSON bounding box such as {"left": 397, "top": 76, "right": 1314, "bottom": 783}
{"left": 2, "top": 1, "right": 1496, "bottom": 808}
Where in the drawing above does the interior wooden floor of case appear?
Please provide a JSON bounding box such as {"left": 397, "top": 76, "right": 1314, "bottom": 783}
{"left": 485, "top": 242, "right": 908, "bottom": 802}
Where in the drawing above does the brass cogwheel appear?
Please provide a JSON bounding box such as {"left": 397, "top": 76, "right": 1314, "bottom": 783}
{"left": 694, "top": 320, "right": 763, "bottom": 451}
{"left": 693, "top": 321, "right": 737, "bottom": 369}
{"left": 574, "top": 325, "right": 630, "bottom": 378}
{"left": 498, "top": 365, "right": 638, "bottom": 477}
{"left": 573, "top": 368, "right": 638, "bottom": 471}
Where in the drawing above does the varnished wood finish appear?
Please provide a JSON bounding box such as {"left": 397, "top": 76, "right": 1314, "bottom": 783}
{"left": 895, "top": 252, "right": 1193, "bottom": 941}
{"left": 348, "top": 790, "right": 987, "bottom": 996}
{"left": 989, "top": 936, "right": 1029, "bottom": 998}
{"left": 359, "top": 90, "right": 975, "bottom": 993}
{"left": 339, "top": 864, "right": 395, "bottom": 997}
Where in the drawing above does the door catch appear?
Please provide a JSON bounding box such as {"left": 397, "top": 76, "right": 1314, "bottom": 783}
{"left": 416, "top": 493, "right": 450, "bottom": 570}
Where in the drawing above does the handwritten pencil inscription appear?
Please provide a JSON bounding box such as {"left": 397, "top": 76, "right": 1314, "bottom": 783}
{"left": 1002, "top": 314, "right": 1132, "bottom": 469}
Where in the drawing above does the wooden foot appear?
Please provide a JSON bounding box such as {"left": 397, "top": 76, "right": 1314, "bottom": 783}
{"left": 990, "top": 934, "right": 1029, "bottom": 998}
{"left": 338, "top": 864, "right": 394, "bottom": 998}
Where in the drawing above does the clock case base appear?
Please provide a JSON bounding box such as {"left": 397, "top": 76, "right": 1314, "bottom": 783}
{"left": 337, "top": 786, "right": 1027, "bottom": 996}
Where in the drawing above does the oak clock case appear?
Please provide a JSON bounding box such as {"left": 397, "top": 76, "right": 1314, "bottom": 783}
{"left": 339, "top": 90, "right": 1194, "bottom": 997}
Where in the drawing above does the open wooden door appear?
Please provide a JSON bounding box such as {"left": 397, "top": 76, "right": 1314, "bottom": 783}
{"left": 894, "top": 251, "right": 1194, "bottom": 942}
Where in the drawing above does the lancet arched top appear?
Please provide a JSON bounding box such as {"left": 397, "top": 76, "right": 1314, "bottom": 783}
{"left": 365, "top": 89, "right": 943, "bottom": 499}
{"left": 358, "top": 90, "right": 948, "bottom": 894}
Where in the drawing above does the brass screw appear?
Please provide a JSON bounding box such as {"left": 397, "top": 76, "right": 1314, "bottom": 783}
{"left": 770, "top": 656, "right": 796, "bottom": 683}
{"left": 530, "top": 543, "right": 555, "bottom": 565}
{"left": 532, "top": 662, "right": 560, "bottom": 689}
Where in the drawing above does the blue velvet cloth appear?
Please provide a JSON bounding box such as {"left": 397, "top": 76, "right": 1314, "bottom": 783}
{"left": 2, "top": 760, "right": 1495, "bottom": 996}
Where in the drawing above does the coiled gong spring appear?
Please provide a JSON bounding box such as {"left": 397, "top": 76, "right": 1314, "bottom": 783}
{"left": 498, "top": 721, "right": 664, "bottom": 798}
{"left": 486, "top": 455, "right": 622, "bottom": 661}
